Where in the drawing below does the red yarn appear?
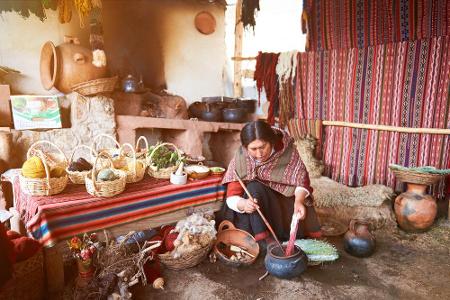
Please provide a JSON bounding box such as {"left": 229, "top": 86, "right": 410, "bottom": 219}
{"left": 143, "top": 259, "right": 162, "bottom": 285}
{"left": 254, "top": 52, "right": 280, "bottom": 125}
{"left": 11, "top": 237, "right": 42, "bottom": 262}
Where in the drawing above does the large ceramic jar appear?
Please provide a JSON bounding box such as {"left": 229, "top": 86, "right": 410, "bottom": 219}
{"left": 343, "top": 219, "right": 376, "bottom": 257}
{"left": 394, "top": 183, "right": 437, "bottom": 232}
{"left": 40, "top": 36, "right": 107, "bottom": 93}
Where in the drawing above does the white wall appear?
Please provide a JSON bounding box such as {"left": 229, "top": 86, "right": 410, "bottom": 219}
{"left": 1, "top": 1, "right": 227, "bottom": 105}
{"left": 0, "top": 9, "right": 88, "bottom": 94}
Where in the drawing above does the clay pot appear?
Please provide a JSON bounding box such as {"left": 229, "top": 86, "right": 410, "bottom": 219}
{"left": 264, "top": 244, "right": 308, "bottom": 279}
{"left": 343, "top": 219, "right": 376, "bottom": 257}
{"left": 394, "top": 183, "right": 437, "bottom": 232}
{"left": 188, "top": 101, "right": 207, "bottom": 118}
{"left": 201, "top": 104, "right": 221, "bottom": 122}
{"left": 40, "top": 36, "right": 108, "bottom": 93}
{"left": 222, "top": 107, "right": 247, "bottom": 123}
{"left": 213, "top": 221, "right": 259, "bottom": 267}
{"left": 236, "top": 98, "right": 257, "bottom": 114}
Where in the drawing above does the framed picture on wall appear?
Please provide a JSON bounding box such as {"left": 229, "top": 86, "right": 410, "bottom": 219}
{"left": 10, "top": 95, "right": 62, "bottom": 130}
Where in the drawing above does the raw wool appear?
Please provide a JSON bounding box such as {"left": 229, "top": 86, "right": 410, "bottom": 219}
{"left": 311, "top": 176, "right": 394, "bottom": 208}
{"left": 316, "top": 204, "right": 397, "bottom": 230}
{"left": 171, "top": 213, "right": 216, "bottom": 258}
{"left": 276, "top": 51, "right": 298, "bottom": 126}
{"left": 295, "top": 136, "right": 324, "bottom": 179}
{"left": 276, "top": 51, "right": 298, "bottom": 84}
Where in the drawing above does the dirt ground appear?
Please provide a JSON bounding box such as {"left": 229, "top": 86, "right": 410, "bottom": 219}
{"left": 66, "top": 219, "right": 450, "bottom": 300}
{"left": 131, "top": 219, "right": 449, "bottom": 300}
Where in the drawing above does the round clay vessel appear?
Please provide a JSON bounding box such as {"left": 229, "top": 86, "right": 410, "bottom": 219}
{"left": 40, "top": 36, "right": 107, "bottom": 93}
{"left": 264, "top": 244, "right": 308, "bottom": 279}
{"left": 213, "top": 220, "right": 259, "bottom": 267}
{"left": 394, "top": 183, "right": 437, "bottom": 232}
{"left": 343, "top": 219, "right": 376, "bottom": 257}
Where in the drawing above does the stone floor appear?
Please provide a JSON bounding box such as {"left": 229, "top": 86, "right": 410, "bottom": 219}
{"left": 64, "top": 218, "right": 450, "bottom": 300}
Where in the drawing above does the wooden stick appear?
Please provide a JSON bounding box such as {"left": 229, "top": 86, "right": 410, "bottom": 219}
{"left": 233, "top": 170, "right": 283, "bottom": 251}
{"left": 322, "top": 120, "right": 450, "bottom": 135}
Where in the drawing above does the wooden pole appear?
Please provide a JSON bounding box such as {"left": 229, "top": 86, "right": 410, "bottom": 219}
{"left": 322, "top": 120, "right": 450, "bottom": 135}
{"left": 233, "top": 170, "right": 284, "bottom": 251}
{"left": 233, "top": 0, "right": 244, "bottom": 97}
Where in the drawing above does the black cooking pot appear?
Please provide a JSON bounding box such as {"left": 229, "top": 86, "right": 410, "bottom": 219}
{"left": 188, "top": 101, "right": 207, "bottom": 119}
{"left": 222, "top": 107, "right": 247, "bottom": 123}
{"left": 236, "top": 99, "right": 257, "bottom": 114}
{"left": 201, "top": 104, "right": 222, "bottom": 122}
{"left": 264, "top": 245, "right": 308, "bottom": 279}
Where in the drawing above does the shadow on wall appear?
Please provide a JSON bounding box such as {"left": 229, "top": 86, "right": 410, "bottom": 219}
{"left": 0, "top": 0, "right": 56, "bottom": 21}
{"left": 102, "top": 1, "right": 166, "bottom": 91}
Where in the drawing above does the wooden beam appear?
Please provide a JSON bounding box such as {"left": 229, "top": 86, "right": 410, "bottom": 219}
{"left": 233, "top": 0, "right": 244, "bottom": 97}
{"left": 322, "top": 120, "right": 450, "bottom": 135}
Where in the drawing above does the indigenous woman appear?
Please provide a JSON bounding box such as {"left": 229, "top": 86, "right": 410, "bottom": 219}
{"left": 222, "top": 120, "right": 321, "bottom": 245}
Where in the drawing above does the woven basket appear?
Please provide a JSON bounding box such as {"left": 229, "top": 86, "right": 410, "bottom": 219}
{"left": 147, "top": 142, "right": 183, "bottom": 179}
{"left": 118, "top": 143, "right": 146, "bottom": 183}
{"left": 85, "top": 151, "right": 127, "bottom": 197}
{"left": 71, "top": 76, "right": 118, "bottom": 96}
{"left": 66, "top": 145, "right": 98, "bottom": 184}
{"left": 135, "top": 136, "right": 149, "bottom": 165}
{"left": 0, "top": 250, "right": 44, "bottom": 300}
{"left": 92, "top": 134, "right": 122, "bottom": 169}
{"left": 390, "top": 168, "right": 443, "bottom": 186}
{"left": 19, "top": 140, "right": 68, "bottom": 196}
{"left": 158, "top": 242, "right": 213, "bottom": 270}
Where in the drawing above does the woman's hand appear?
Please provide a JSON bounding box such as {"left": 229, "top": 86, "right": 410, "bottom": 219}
{"left": 237, "top": 198, "right": 259, "bottom": 214}
{"left": 294, "top": 201, "right": 306, "bottom": 220}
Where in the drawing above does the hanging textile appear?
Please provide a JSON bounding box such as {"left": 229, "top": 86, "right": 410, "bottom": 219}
{"left": 302, "top": 0, "right": 450, "bottom": 51}
{"left": 287, "top": 36, "right": 450, "bottom": 197}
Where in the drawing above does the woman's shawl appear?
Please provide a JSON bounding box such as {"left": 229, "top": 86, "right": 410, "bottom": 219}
{"left": 222, "top": 128, "right": 311, "bottom": 197}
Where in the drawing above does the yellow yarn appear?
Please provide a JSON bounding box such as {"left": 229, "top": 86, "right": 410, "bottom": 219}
{"left": 50, "top": 167, "right": 66, "bottom": 178}
{"left": 22, "top": 156, "right": 46, "bottom": 178}
{"left": 127, "top": 161, "right": 144, "bottom": 173}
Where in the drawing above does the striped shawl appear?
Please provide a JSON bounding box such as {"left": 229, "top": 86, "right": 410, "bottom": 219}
{"left": 222, "top": 128, "right": 311, "bottom": 197}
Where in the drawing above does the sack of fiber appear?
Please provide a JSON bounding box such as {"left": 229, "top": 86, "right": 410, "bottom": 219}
{"left": 20, "top": 140, "right": 68, "bottom": 196}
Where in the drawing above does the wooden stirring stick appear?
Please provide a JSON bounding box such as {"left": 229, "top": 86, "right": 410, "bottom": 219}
{"left": 233, "top": 170, "right": 284, "bottom": 251}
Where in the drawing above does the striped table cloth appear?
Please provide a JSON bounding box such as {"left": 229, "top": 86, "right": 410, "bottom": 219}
{"left": 8, "top": 170, "right": 225, "bottom": 247}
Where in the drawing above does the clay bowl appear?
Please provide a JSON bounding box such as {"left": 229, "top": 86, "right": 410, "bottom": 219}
{"left": 222, "top": 107, "right": 247, "bottom": 123}
{"left": 209, "top": 166, "right": 225, "bottom": 176}
{"left": 214, "top": 220, "right": 259, "bottom": 267}
{"left": 184, "top": 164, "right": 210, "bottom": 180}
{"left": 188, "top": 101, "right": 207, "bottom": 119}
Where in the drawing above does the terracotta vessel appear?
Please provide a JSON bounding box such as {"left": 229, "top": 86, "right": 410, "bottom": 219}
{"left": 394, "top": 183, "right": 437, "bottom": 232}
{"left": 213, "top": 220, "right": 259, "bottom": 267}
{"left": 40, "top": 36, "right": 107, "bottom": 93}
{"left": 343, "top": 219, "right": 376, "bottom": 257}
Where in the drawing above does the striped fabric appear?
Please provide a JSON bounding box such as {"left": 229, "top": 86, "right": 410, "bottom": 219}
{"left": 287, "top": 36, "right": 450, "bottom": 197}
{"left": 12, "top": 173, "right": 224, "bottom": 247}
{"left": 303, "top": 0, "right": 450, "bottom": 51}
